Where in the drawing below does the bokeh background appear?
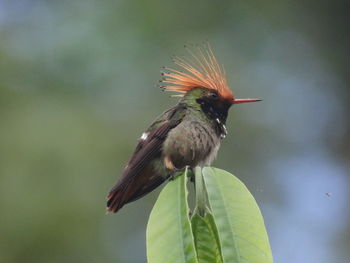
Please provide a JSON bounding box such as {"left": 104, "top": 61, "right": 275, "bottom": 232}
{"left": 1, "top": 0, "right": 349, "bottom": 262}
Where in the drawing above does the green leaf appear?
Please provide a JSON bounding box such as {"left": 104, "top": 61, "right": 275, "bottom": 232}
{"left": 191, "top": 212, "right": 223, "bottom": 263}
{"left": 202, "top": 167, "right": 273, "bottom": 263}
{"left": 146, "top": 169, "right": 198, "bottom": 263}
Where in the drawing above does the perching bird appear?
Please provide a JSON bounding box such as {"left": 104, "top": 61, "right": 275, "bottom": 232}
{"left": 107, "top": 44, "right": 261, "bottom": 213}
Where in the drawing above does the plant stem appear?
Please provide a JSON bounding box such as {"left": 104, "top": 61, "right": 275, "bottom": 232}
{"left": 194, "top": 167, "right": 206, "bottom": 217}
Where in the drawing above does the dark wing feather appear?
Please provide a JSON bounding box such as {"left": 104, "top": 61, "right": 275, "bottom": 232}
{"left": 107, "top": 107, "right": 184, "bottom": 213}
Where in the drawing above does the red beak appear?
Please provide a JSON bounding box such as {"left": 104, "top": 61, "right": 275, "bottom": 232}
{"left": 232, "top": 98, "right": 262, "bottom": 104}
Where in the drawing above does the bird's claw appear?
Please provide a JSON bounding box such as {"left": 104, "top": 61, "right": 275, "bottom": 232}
{"left": 168, "top": 166, "right": 193, "bottom": 181}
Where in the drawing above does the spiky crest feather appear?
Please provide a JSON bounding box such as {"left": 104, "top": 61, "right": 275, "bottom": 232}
{"left": 160, "top": 44, "right": 233, "bottom": 100}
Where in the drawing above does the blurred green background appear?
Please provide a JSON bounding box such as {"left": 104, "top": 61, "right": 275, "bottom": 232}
{"left": 0, "top": 0, "right": 349, "bottom": 262}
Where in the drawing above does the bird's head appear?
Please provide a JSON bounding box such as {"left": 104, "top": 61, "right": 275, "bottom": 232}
{"left": 159, "top": 44, "right": 261, "bottom": 119}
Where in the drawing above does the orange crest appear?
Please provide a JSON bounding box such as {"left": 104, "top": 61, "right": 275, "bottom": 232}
{"left": 160, "top": 44, "right": 233, "bottom": 99}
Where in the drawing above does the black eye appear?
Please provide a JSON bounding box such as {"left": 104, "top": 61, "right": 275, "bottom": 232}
{"left": 210, "top": 92, "right": 218, "bottom": 99}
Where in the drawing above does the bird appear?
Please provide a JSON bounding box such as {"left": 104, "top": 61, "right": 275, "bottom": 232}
{"left": 106, "top": 44, "right": 261, "bottom": 213}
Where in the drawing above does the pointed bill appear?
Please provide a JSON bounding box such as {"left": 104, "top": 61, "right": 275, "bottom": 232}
{"left": 232, "top": 98, "right": 262, "bottom": 104}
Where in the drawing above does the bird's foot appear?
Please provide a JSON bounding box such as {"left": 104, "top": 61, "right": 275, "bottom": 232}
{"left": 186, "top": 167, "right": 195, "bottom": 182}
{"left": 168, "top": 166, "right": 193, "bottom": 181}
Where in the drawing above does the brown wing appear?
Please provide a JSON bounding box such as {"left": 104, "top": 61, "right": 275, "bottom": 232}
{"left": 106, "top": 117, "right": 181, "bottom": 213}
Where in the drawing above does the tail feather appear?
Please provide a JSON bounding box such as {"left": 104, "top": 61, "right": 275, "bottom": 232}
{"left": 106, "top": 190, "right": 125, "bottom": 213}
{"left": 106, "top": 165, "right": 167, "bottom": 213}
